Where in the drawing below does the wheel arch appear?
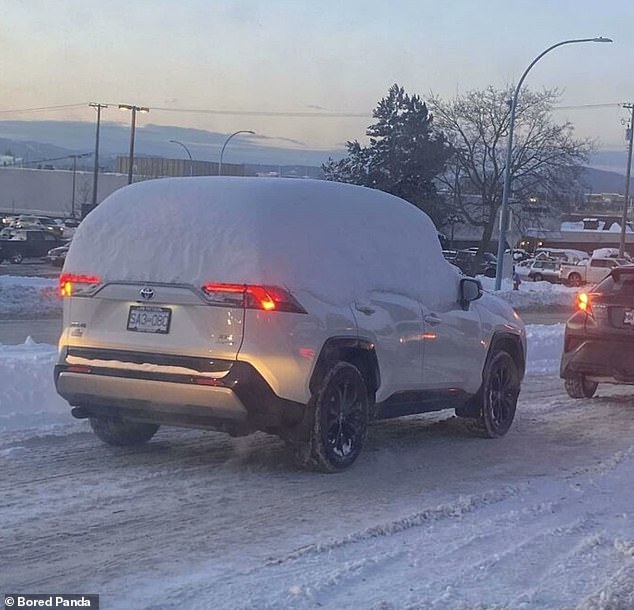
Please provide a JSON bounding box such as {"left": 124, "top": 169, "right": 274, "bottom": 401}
{"left": 309, "top": 337, "right": 380, "bottom": 400}
{"left": 488, "top": 331, "right": 526, "bottom": 379}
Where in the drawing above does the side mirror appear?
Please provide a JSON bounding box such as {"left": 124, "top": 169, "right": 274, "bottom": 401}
{"left": 459, "top": 277, "right": 483, "bottom": 310}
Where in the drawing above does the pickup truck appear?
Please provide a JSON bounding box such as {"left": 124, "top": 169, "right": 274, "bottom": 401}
{"left": 559, "top": 256, "right": 629, "bottom": 287}
{"left": 0, "top": 229, "right": 64, "bottom": 264}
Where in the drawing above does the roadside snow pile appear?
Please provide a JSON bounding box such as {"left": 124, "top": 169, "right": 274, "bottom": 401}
{"left": 478, "top": 276, "right": 578, "bottom": 310}
{"left": 526, "top": 323, "right": 564, "bottom": 375}
{"left": 0, "top": 275, "right": 60, "bottom": 318}
{"left": 0, "top": 338, "right": 70, "bottom": 432}
{"left": 0, "top": 324, "right": 564, "bottom": 433}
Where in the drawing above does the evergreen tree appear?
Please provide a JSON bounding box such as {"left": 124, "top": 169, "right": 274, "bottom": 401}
{"left": 323, "top": 84, "right": 452, "bottom": 224}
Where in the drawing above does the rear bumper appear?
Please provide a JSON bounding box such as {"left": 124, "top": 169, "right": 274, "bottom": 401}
{"left": 54, "top": 347, "right": 306, "bottom": 436}
{"left": 560, "top": 337, "right": 634, "bottom": 384}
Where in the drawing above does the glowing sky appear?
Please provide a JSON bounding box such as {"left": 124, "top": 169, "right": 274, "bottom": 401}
{"left": 1, "top": 0, "right": 632, "bottom": 153}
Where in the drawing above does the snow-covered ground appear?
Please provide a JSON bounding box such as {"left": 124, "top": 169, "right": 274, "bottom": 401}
{"left": 1, "top": 276, "right": 632, "bottom": 609}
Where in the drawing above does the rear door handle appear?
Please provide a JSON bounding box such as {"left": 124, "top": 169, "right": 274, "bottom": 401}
{"left": 354, "top": 303, "right": 376, "bottom": 315}
{"left": 423, "top": 313, "right": 442, "bottom": 326}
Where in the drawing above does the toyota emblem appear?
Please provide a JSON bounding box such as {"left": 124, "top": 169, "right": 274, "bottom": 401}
{"left": 139, "top": 287, "right": 155, "bottom": 300}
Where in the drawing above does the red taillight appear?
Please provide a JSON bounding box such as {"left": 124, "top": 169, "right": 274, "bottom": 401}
{"left": 59, "top": 273, "right": 102, "bottom": 297}
{"left": 577, "top": 292, "right": 592, "bottom": 314}
{"left": 200, "top": 283, "right": 306, "bottom": 313}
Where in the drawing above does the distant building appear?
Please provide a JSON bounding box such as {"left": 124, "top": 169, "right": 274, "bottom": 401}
{"left": 116, "top": 156, "right": 244, "bottom": 178}
{"left": 580, "top": 193, "right": 626, "bottom": 215}
{"left": 0, "top": 167, "right": 126, "bottom": 217}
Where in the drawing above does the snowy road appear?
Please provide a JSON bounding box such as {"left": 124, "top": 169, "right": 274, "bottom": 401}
{"left": 2, "top": 372, "right": 633, "bottom": 609}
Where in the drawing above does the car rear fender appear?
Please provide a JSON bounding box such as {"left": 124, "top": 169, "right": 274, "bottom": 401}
{"left": 309, "top": 337, "right": 380, "bottom": 400}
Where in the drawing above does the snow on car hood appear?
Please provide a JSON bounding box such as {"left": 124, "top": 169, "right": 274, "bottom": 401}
{"left": 64, "top": 177, "right": 459, "bottom": 307}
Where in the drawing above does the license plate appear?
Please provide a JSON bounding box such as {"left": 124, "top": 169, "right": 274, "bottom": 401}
{"left": 127, "top": 306, "right": 171, "bottom": 334}
{"left": 624, "top": 310, "right": 634, "bottom": 326}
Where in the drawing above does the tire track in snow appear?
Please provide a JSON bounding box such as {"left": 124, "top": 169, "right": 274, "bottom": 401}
{"left": 265, "top": 485, "right": 525, "bottom": 566}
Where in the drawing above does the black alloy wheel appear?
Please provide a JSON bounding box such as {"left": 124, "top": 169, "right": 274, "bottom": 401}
{"left": 308, "top": 362, "right": 369, "bottom": 472}
{"left": 476, "top": 351, "right": 520, "bottom": 438}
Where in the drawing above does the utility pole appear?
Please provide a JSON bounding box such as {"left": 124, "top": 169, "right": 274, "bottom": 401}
{"left": 119, "top": 104, "right": 150, "bottom": 184}
{"left": 619, "top": 103, "right": 634, "bottom": 257}
{"left": 89, "top": 103, "right": 108, "bottom": 214}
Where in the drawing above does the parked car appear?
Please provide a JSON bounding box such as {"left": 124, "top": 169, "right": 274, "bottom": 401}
{"left": 561, "top": 265, "right": 634, "bottom": 398}
{"left": 559, "top": 255, "right": 629, "bottom": 287}
{"left": 452, "top": 249, "right": 497, "bottom": 278}
{"left": 441, "top": 249, "right": 458, "bottom": 265}
{"left": 54, "top": 178, "right": 526, "bottom": 472}
{"left": 0, "top": 229, "right": 63, "bottom": 263}
{"left": 44, "top": 243, "right": 70, "bottom": 267}
{"left": 11, "top": 215, "right": 63, "bottom": 237}
{"left": 526, "top": 258, "right": 561, "bottom": 283}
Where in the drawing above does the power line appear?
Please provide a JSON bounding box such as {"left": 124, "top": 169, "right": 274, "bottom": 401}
{"left": 109, "top": 104, "right": 371, "bottom": 119}
{"left": 0, "top": 101, "right": 370, "bottom": 119}
{"left": 0, "top": 103, "right": 89, "bottom": 114}
{"left": 554, "top": 102, "right": 626, "bottom": 110}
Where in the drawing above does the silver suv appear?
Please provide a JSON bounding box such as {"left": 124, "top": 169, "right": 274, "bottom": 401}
{"left": 54, "top": 178, "right": 526, "bottom": 471}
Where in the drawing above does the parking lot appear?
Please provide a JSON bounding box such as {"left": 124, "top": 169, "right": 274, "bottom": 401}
{"left": 0, "top": 259, "right": 60, "bottom": 278}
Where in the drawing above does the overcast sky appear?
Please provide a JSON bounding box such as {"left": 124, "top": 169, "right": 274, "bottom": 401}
{"left": 1, "top": 0, "right": 632, "bottom": 154}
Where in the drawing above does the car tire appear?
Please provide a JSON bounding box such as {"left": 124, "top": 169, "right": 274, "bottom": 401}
{"left": 532, "top": 273, "right": 543, "bottom": 282}
{"left": 564, "top": 376, "right": 598, "bottom": 399}
{"left": 568, "top": 273, "right": 582, "bottom": 287}
{"left": 302, "top": 362, "right": 369, "bottom": 473}
{"left": 89, "top": 416, "right": 159, "bottom": 446}
{"left": 472, "top": 351, "right": 520, "bottom": 438}
{"left": 10, "top": 253, "right": 23, "bottom": 264}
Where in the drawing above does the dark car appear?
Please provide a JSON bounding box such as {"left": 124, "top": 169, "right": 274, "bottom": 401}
{"left": 44, "top": 243, "right": 70, "bottom": 267}
{"left": 561, "top": 265, "right": 634, "bottom": 398}
{"left": 0, "top": 229, "right": 63, "bottom": 263}
{"left": 452, "top": 250, "right": 497, "bottom": 278}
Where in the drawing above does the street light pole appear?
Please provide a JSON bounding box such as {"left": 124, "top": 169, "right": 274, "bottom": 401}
{"left": 218, "top": 130, "right": 255, "bottom": 176}
{"left": 494, "top": 36, "right": 613, "bottom": 290}
{"left": 169, "top": 139, "right": 194, "bottom": 176}
{"left": 119, "top": 104, "right": 150, "bottom": 185}
{"left": 619, "top": 104, "right": 634, "bottom": 257}
{"left": 89, "top": 102, "right": 107, "bottom": 212}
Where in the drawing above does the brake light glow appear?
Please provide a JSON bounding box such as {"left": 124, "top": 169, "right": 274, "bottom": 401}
{"left": 201, "top": 283, "right": 306, "bottom": 313}
{"left": 577, "top": 292, "right": 591, "bottom": 313}
{"left": 59, "top": 273, "right": 102, "bottom": 297}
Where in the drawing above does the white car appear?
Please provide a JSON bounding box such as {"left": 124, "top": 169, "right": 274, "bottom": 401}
{"left": 54, "top": 178, "right": 526, "bottom": 471}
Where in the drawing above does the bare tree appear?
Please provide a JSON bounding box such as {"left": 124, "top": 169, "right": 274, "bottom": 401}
{"left": 430, "top": 87, "right": 592, "bottom": 253}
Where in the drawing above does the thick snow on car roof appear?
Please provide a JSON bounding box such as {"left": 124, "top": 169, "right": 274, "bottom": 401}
{"left": 65, "top": 177, "right": 458, "bottom": 306}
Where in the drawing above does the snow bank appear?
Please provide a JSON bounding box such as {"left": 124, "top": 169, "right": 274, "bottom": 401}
{"left": 0, "top": 338, "right": 71, "bottom": 432}
{"left": 526, "top": 323, "right": 564, "bottom": 374}
{"left": 65, "top": 177, "right": 459, "bottom": 308}
{"left": 478, "top": 276, "right": 578, "bottom": 310}
{"left": 0, "top": 275, "right": 60, "bottom": 318}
